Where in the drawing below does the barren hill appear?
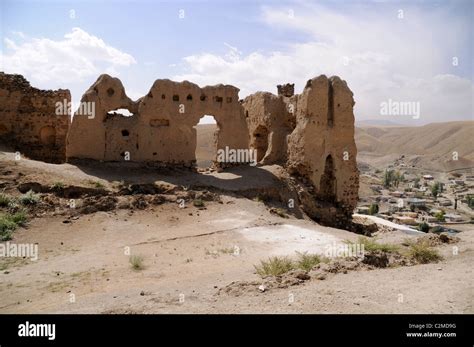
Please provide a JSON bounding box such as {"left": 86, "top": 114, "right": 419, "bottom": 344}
{"left": 197, "top": 121, "right": 474, "bottom": 172}
{"left": 355, "top": 121, "right": 474, "bottom": 171}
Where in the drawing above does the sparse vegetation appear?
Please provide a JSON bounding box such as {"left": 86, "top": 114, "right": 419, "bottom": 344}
{"left": 295, "top": 252, "right": 322, "bottom": 271}
{"left": 19, "top": 190, "right": 40, "bottom": 205}
{"left": 435, "top": 211, "right": 445, "bottom": 222}
{"left": 129, "top": 255, "right": 144, "bottom": 270}
{"left": 9, "top": 210, "right": 27, "bottom": 226}
{"left": 193, "top": 199, "right": 204, "bottom": 207}
{"left": 368, "top": 203, "right": 379, "bottom": 215}
{"left": 254, "top": 256, "right": 294, "bottom": 277}
{"left": 383, "top": 169, "right": 402, "bottom": 188}
{"left": 87, "top": 180, "right": 105, "bottom": 189}
{"left": 255, "top": 252, "right": 325, "bottom": 277}
{"left": 217, "top": 247, "right": 235, "bottom": 254}
{"left": 350, "top": 236, "right": 400, "bottom": 253}
{"left": 0, "top": 211, "right": 28, "bottom": 241}
{"left": 419, "top": 222, "right": 430, "bottom": 233}
{"left": 50, "top": 181, "right": 65, "bottom": 191}
{"left": 270, "top": 207, "right": 289, "bottom": 218}
{"left": 0, "top": 192, "right": 12, "bottom": 207}
{"left": 466, "top": 195, "right": 474, "bottom": 209}
{"left": 406, "top": 241, "right": 442, "bottom": 264}
{"left": 413, "top": 177, "right": 420, "bottom": 189}
{"left": 253, "top": 194, "right": 268, "bottom": 203}
{"left": 431, "top": 181, "right": 442, "bottom": 199}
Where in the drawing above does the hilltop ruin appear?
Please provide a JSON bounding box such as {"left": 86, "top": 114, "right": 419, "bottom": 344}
{"left": 0, "top": 72, "right": 70, "bottom": 163}
{"left": 0, "top": 72, "right": 359, "bottom": 228}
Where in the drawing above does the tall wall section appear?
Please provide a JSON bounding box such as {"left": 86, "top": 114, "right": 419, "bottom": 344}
{"left": 0, "top": 72, "right": 70, "bottom": 163}
{"left": 66, "top": 74, "right": 249, "bottom": 165}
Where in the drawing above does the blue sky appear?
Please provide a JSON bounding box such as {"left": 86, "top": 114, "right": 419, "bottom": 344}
{"left": 1, "top": 0, "right": 473, "bottom": 124}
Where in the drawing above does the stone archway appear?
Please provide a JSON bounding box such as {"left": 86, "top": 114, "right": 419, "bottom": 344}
{"left": 194, "top": 115, "right": 219, "bottom": 168}
{"left": 320, "top": 154, "right": 336, "bottom": 201}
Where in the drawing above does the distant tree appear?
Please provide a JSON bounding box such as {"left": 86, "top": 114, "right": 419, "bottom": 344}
{"left": 413, "top": 177, "right": 420, "bottom": 189}
{"left": 400, "top": 173, "right": 406, "bottom": 183}
{"left": 368, "top": 203, "right": 379, "bottom": 215}
{"left": 431, "top": 182, "right": 441, "bottom": 200}
{"left": 419, "top": 222, "right": 430, "bottom": 233}
{"left": 435, "top": 211, "right": 445, "bottom": 222}
{"left": 383, "top": 170, "right": 395, "bottom": 188}
{"left": 467, "top": 195, "right": 474, "bottom": 209}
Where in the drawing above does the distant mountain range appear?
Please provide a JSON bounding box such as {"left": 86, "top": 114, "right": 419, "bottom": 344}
{"left": 196, "top": 121, "right": 474, "bottom": 172}
{"left": 355, "top": 121, "right": 474, "bottom": 171}
{"left": 356, "top": 119, "right": 407, "bottom": 127}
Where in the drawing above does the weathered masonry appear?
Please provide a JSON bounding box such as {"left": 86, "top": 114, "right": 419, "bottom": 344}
{"left": 0, "top": 72, "right": 359, "bottom": 226}
{"left": 0, "top": 72, "right": 70, "bottom": 163}
{"left": 243, "top": 77, "right": 359, "bottom": 226}
{"left": 66, "top": 75, "right": 249, "bottom": 165}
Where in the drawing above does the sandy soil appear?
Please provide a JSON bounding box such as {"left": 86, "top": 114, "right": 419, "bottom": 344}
{"left": 0, "top": 149, "right": 473, "bottom": 314}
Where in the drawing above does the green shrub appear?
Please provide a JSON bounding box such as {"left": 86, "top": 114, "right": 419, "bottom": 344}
{"left": 0, "top": 217, "right": 17, "bottom": 241}
{"left": 19, "top": 190, "right": 39, "bottom": 205}
{"left": 0, "top": 193, "right": 12, "bottom": 207}
{"left": 407, "top": 242, "right": 442, "bottom": 264}
{"left": 368, "top": 203, "right": 379, "bottom": 215}
{"left": 350, "top": 236, "right": 400, "bottom": 253}
{"left": 435, "top": 211, "right": 445, "bottom": 222}
{"left": 50, "top": 181, "right": 65, "bottom": 191}
{"left": 270, "top": 208, "right": 289, "bottom": 218}
{"left": 295, "top": 252, "right": 321, "bottom": 271}
{"left": 254, "top": 256, "right": 294, "bottom": 277}
{"left": 193, "top": 199, "right": 204, "bottom": 207}
{"left": 419, "top": 222, "right": 430, "bottom": 233}
{"left": 129, "top": 255, "right": 144, "bottom": 270}
{"left": 0, "top": 211, "right": 28, "bottom": 241}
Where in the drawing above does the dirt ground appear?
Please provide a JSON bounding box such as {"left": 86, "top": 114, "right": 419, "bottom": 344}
{"left": 0, "top": 149, "right": 473, "bottom": 314}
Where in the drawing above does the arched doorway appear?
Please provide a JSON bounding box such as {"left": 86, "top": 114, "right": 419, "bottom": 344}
{"left": 194, "top": 115, "right": 219, "bottom": 168}
{"left": 251, "top": 125, "right": 269, "bottom": 163}
{"left": 320, "top": 155, "right": 336, "bottom": 201}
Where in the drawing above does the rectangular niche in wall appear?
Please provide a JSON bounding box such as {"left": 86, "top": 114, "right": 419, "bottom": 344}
{"left": 150, "top": 119, "right": 170, "bottom": 127}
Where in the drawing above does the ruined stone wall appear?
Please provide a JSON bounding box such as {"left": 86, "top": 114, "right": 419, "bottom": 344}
{"left": 243, "top": 75, "right": 359, "bottom": 225}
{"left": 242, "top": 92, "right": 294, "bottom": 165}
{"left": 277, "top": 83, "right": 295, "bottom": 97}
{"left": 2, "top": 72, "right": 359, "bottom": 226}
{"left": 67, "top": 74, "right": 249, "bottom": 165}
{"left": 287, "top": 75, "right": 359, "bottom": 224}
{"left": 0, "top": 72, "right": 70, "bottom": 163}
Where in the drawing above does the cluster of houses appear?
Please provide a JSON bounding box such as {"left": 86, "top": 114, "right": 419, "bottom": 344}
{"left": 357, "top": 169, "right": 473, "bottom": 230}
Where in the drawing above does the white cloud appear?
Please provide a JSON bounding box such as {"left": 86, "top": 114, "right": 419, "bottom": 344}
{"left": 1, "top": 27, "right": 136, "bottom": 85}
{"left": 173, "top": 3, "right": 473, "bottom": 124}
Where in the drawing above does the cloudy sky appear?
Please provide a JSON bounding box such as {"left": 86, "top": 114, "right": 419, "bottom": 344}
{"left": 1, "top": 0, "right": 472, "bottom": 125}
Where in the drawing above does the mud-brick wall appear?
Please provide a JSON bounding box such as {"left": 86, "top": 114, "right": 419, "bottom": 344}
{"left": 0, "top": 72, "right": 71, "bottom": 163}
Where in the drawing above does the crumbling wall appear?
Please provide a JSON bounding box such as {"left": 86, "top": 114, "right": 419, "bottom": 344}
{"left": 67, "top": 75, "right": 249, "bottom": 165}
{"left": 243, "top": 75, "right": 359, "bottom": 227}
{"left": 242, "top": 92, "right": 294, "bottom": 165}
{"left": 277, "top": 83, "right": 295, "bottom": 97}
{"left": 0, "top": 72, "right": 70, "bottom": 163}
{"left": 2, "top": 72, "right": 359, "bottom": 228}
{"left": 287, "top": 75, "right": 359, "bottom": 225}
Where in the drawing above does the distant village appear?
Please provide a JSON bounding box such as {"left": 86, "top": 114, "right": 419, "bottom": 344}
{"left": 357, "top": 155, "right": 474, "bottom": 233}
